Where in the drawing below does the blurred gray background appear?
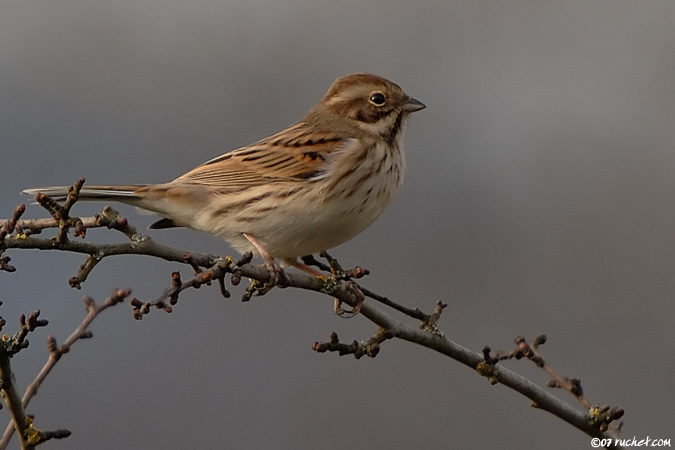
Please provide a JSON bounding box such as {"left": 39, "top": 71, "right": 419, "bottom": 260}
{"left": 2, "top": 1, "right": 674, "bottom": 449}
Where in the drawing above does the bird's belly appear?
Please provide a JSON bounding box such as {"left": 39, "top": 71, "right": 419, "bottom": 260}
{"left": 196, "top": 182, "right": 399, "bottom": 259}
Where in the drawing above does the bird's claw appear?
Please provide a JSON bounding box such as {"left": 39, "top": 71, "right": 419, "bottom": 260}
{"left": 258, "top": 258, "right": 287, "bottom": 294}
{"left": 334, "top": 281, "right": 364, "bottom": 318}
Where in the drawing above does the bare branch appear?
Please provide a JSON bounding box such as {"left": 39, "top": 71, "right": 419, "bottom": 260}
{"left": 0, "top": 290, "right": 128, "bottom": 449}
{"left": 312, "top": 329, "right": 393, "bottom": 358}
{"left": 0, "top": 194, "right": 626, "bottom": 447}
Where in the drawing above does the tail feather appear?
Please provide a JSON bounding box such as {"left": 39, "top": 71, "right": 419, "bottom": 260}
{"left": 22, "top": 185, "right": 147, "bottom": 201}
{"left": 23, "top": 184, "right": 186, "bottom": 229}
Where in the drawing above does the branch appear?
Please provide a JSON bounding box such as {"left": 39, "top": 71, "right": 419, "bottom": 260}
{"left": 485, "top": 335, "right": 624, "bottom": 433}
{"left": 0, "top": 190, "right": 626, "bottom": 447}
{"left": 0, "top": 309, "right": 72, "bottom": 449}
{"left": 0, "top": 290, "right": 127, "bottom": 449}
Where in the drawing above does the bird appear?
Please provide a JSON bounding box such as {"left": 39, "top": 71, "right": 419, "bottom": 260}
{"left": 24, "top": 73, "right": 425, "bottom": 286}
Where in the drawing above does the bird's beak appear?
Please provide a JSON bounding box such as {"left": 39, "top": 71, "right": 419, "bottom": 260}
{"left": 402, "top": 96, "right": 426, "bottom": 113}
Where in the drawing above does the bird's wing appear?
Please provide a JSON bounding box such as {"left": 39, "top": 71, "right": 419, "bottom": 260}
{"left": 173, "top": 122, "right": 348, "bottom": 191}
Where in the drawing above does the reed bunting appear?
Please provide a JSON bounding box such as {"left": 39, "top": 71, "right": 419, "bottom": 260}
{"left": 24, "top": 73, "right": 425, "bottom": 285}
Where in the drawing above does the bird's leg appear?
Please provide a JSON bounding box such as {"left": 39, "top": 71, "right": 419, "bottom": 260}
{"left": 285, "top": 258, "right": 328, "bottom": 279}
{"left": 242, "top": 233, "right": 285, "bottom": 289}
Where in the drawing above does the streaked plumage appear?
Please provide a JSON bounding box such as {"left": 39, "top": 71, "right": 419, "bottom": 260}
{"left": 24, "top": 73, "right": 425, "bottom": 280}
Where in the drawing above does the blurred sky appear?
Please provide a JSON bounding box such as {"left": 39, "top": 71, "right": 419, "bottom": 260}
{"left": 1, "top": 1, "right": 675, "bottom": 449}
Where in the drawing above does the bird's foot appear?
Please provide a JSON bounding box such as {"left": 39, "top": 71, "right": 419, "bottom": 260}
{"left": 334, "top": 281, "right": 364, "bottom": 318}
{"left": 242, "top": 233, "right": 288, "bottom": 295}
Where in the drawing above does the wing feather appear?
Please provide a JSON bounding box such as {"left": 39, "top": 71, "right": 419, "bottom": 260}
{"left": 172, "top": 122, "right": 346, "bottom": 191}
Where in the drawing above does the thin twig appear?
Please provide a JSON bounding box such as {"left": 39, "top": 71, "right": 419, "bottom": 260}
{"left": 0, "top": 200, "right": 625, "bottom": 447}
{"left": 0, "top": 290, "right": 128, "bottom": 449}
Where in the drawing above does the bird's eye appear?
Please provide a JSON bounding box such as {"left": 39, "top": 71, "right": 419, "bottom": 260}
{"left": 369, "top": 92, "right": 386, "bottom": 106}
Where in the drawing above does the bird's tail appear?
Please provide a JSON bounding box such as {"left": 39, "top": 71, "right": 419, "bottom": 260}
{"left": 23, "top": 183, "right": 194, "bottom": 230}
{"left": 22, "top": 185, "right": 147, "bottom": 202}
